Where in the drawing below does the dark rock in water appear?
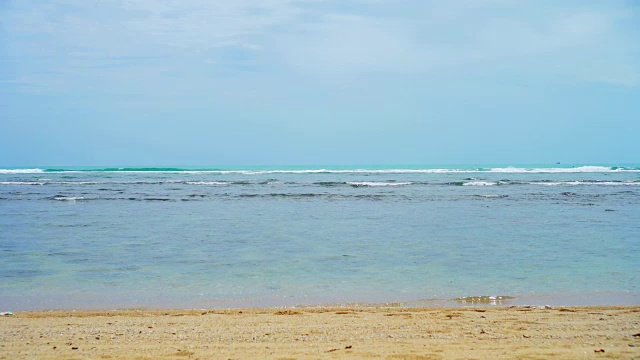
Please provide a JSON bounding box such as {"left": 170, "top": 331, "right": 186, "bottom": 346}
{"left": 605, "top": 209, "right": 615, "bottom": 212}
{"left": 561, "top": 192, "right": 576, "bottom": 196}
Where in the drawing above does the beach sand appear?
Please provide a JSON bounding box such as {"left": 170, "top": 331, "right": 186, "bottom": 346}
{"left": 1, "top": 306, "right": 639, "bottom": 359}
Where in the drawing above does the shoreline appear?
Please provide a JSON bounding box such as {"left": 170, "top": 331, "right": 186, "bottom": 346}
{"left": 3, "top": 305, "right": 639, "bottom": 359}
{"left": 3, "top": 291, "right": 638, "bottom": 313}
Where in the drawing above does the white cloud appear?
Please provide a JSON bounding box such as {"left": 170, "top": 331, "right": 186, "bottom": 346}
{"left": 2, "top": 0, "right": 639, "bottom": 94}
{"left": 276, "top": 14, "right": 430, "bottom": 74}
{"left": 273, "top": 1, "right": 640, "bottom": 85}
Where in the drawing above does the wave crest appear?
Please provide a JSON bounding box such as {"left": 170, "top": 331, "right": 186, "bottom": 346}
{"left": 1, "top": 165, "right": 639, "bottom": 175}
{"left": 0, "top": 169, "right": 45, "bottom": 174}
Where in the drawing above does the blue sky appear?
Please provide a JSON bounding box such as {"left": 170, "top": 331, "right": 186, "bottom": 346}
{"left": 1, "top": 0, "right": 639, "bottom": 166}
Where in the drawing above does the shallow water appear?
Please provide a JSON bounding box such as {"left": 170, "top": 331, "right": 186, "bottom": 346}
{"left": 1, "top": 165, "right": 639, "bottom": 310}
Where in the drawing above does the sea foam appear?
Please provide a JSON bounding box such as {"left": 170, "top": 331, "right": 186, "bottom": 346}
{"left": 0, "top": 169, "right": 45, "bottom": 174}
{"left": 462, "top": 181, "right": 497, "bottom": 186}
{"left": 1, "top": 165, "right": 639, "bottom": 175}
{"left": 346, "top": 182, "right": 412, "bottom": 187}
{"left": 0, "top": 181, "right": 46, "bottom": 185}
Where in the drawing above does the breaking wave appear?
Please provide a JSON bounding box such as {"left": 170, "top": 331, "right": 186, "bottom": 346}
{"left": 462, "top": 181, "right": 497, "bottom": 186}
{"left": 346, "top": 182, "right": 413, "bottom": 187}
{"left": 0, "top": 169, "right": 45, "bottom": 174}
{"left": 50, "top": 196, "right": 88, "bottom": 201}
{"left": 2, "top": 180, "right": 639, "bottom": 187}
{"left": 1, "top": 165, "right": 640, "bottom": 175}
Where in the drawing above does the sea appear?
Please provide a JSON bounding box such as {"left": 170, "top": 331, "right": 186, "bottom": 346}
{"left": 1, "top": 164, "right": 639, "bottom": 310}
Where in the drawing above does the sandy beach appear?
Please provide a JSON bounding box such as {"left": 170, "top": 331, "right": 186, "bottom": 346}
{"left": 1, "top": 306, "right": 638, "bottom": 359}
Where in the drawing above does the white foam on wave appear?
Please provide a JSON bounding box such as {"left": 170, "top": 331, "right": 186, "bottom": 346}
{"left": 56, "top": 181, "right": 99, "bottom": 185}
{"left": 52, "top": 196, "right": 86, "bottom": 201}
{"left": 535, "top": 181, "right": 640, "bottom": 186}
{"left": 347, "top": 181, "right": 412, "bottom": 187}
{"left": 222, "top": 169, "right": 462, "bottom": 175}
{"left": 0, "top": 181, "right": 45, "bottom": 185}
{"left": 0, "top": 169, "right": 45, "bottom": 174}
{"left": 488, "top": 166, "right": 636, "bottom": 173}
{"left": 208, "top": 166, "right": 639, "bottom": 175}
{"left": 185, "top": 181, "right": 230, "bottom": 185}
{"left": 2, "top": 165, "right": 637, "bottom": 175}
{"left": 463, "top": 181, "right": 497, "bottom": 186}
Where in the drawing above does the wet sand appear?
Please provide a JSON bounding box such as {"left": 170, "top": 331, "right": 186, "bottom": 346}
{"left": 1, "top": 306, "right": 639, "bottom": 359}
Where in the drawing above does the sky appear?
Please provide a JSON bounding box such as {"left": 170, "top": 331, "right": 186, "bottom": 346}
{"left": 1, "top": 0, "right": 639, "bottom": 166}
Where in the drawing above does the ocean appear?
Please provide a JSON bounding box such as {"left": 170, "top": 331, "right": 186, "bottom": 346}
{"left": 1, "top": 165, "right": 639, "bottom": 310}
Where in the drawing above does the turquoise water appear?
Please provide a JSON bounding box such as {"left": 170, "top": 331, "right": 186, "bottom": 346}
{"left": 1, "top": 164, "right": 639, "bottom": 310}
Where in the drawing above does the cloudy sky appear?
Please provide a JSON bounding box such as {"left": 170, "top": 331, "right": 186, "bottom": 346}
{"left": 1, "top": 0, "right": 639, "bottom": 166}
